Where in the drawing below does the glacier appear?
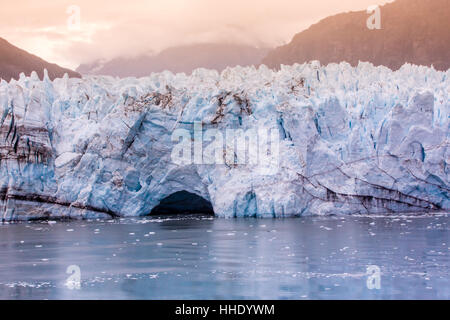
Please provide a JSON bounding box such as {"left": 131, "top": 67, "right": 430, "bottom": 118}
{"left": 0, "top": 62, "right": 448, "bottom": 220}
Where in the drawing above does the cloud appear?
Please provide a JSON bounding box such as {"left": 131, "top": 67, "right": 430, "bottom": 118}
{"left": 0, "top": 0, "right": 393, "bottom": 69}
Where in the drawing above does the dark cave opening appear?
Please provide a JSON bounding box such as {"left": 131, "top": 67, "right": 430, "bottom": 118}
{"left": 149, "top": 191, "right": 215, "bottom": 215}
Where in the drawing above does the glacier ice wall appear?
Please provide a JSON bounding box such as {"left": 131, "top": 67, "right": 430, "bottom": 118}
{"left": 0, "top": 62, "right": 448, "bottom": 220}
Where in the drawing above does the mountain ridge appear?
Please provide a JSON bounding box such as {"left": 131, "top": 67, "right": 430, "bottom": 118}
{"left": 0, "top": 37, "right": 81, "bottom": 82}
{"left": 77, "top": 43, "right": 270, "bottom": 77}
{"left": 263, "top": 0, "right": 450, "bottom": 71}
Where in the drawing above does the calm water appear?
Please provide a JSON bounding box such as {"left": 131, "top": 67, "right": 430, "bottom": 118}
{"left": 0, "top": 214, "right": 448, "bottom": 300}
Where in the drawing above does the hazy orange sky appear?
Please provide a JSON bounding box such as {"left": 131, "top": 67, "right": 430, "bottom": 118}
{"left": 0, "top": 0, "right": 393, "bottom": 69}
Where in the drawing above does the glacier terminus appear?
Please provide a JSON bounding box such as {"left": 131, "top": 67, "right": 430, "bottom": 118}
{"left": 0, "top": 62, "right": 448, "bottom": 220}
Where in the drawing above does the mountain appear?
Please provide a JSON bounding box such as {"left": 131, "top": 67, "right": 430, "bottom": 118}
{"left": 0, "top": 37, "right": 81, "bottom": 82}
{"left": 263, "top": 0, "right": 450, "bottom": 71}
{"left": 77, "top": 43, "right": 270, "bottom": 77}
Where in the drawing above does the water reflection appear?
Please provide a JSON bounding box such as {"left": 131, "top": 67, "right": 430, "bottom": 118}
{"left": 0, "top": 214, "right": 448, "bottom": 299}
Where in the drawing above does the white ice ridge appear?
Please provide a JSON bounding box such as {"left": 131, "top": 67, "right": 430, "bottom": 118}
{"left": 0, "top": 62, "right": 448, "bottom": 220}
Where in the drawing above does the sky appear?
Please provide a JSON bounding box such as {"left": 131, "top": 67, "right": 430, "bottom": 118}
{"left": 0, "top": 0, "right": 393, "bottom": 69}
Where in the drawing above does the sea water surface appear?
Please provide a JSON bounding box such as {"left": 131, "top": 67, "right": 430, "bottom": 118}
{"left": 0, "top": 214, "right": 448, "bottom": 300}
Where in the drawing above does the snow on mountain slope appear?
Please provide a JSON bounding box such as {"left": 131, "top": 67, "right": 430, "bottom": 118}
{"left": 0, "top": 62, "right": 448, "bottom": 220}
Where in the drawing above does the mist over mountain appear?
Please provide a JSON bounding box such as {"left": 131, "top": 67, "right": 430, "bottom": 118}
{"left": 77, "top": 43, "right": 270, "bottom": 77}
{"left": 0, "top": 37, "right": 81, "bottom": 82}
{"left": 263, "top": 0, "right": 450, "bottom": 71}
